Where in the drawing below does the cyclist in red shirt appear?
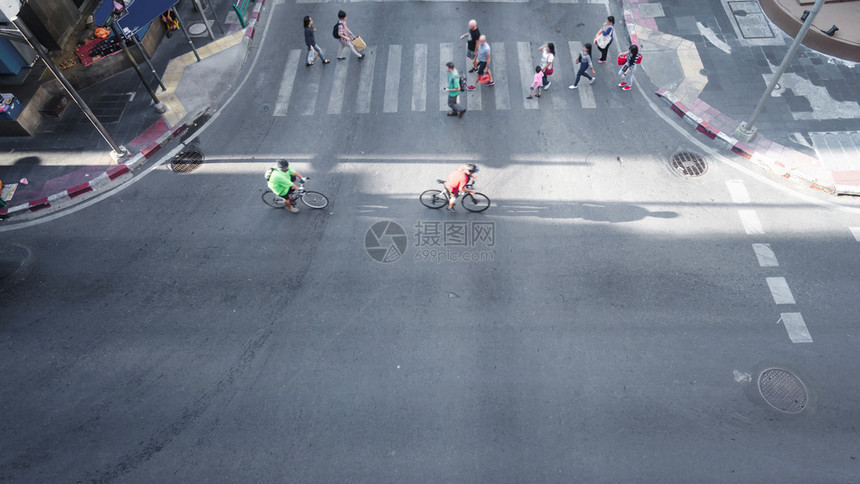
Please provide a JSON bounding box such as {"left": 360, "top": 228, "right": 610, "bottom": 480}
{"left": 445, "top": 164, "right": 478, "bottom": 212}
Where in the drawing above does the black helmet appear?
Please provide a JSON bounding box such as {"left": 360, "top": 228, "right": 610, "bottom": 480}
{"left": 277, "top": 159, "right": 289, "bottom": 170}
{"left": 466, "top": 163, "right": 478, "bottom": 173}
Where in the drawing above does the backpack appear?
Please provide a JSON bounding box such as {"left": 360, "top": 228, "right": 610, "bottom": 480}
{"left": 332, "top": 22, "right": 340, "bottom": 39}
{"left": 264, "top": 167, "right": 275, "bottom": 181}
{"left": 458, "top": 71, "right": 467, "bottom": 92}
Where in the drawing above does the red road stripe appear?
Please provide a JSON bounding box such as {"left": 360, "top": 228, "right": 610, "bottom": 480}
{"left": 67, "top": 182, "right": 93, "bottom": 198}
{"left": 107, "top": 164, "right": 130, "bottom": 180}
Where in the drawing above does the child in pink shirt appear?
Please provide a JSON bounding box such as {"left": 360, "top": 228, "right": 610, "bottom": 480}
{"left": 527, "top": 65, "right": 543, "bottom": 99}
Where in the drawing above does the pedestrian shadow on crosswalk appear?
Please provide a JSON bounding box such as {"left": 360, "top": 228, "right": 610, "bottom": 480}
{"left": 501, "top": 201, "right": 678, "bottom": 222}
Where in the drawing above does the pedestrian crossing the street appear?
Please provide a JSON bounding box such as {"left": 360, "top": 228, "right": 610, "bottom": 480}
{"left": 271, "top": 40, "right": 603, "bottom": 117}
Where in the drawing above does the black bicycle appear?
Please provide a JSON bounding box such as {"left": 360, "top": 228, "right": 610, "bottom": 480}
{"left": 262, "top": 178, "right": 329, "bottom": 209}
{"left": 420, "top": 180, "right": 490, "bottom": 212}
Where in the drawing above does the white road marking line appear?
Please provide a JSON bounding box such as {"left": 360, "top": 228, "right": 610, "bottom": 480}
{"left": 412, "top": 43, "right": 428, "bottom": 112}
{"left": 568, "top": 41, "right": 596, "bottom": 109}
{"left": 738, "top": 210, "right": 764, "bottom": 234}
{"left": 383, "top": 44, "right": 402, "bottom": 113}
{"left": 273, "top": 49, "right": 301, "bottom": 116}
{"left": 490, "top": 42, "right": 508, "bottom": 110}
{"left": 780, "top": 312, "right": 813, "bottom": 343}
{"left": 355, "top": 47, "right": 376, "bottom": 114}
{"left": 299, "top": 60, "right": 323, "bottom": 115}
{"left": 327, "top": 58, "right": 349, "bottom": 114}
{"left": 726, "top": 180, "right": 751, "bottom": 203}
{"left": 850, "top": 227, "right": 860, "bottom": 241}
{"left": 439, "top": 43, "right": 454, "bottom": 112}
{"left": 752, "top": 243, "right": 779, "bottom": 267}
{"left": 766, "top": 277, "right": 796, "bottom": 305}
{"left": 697, "top": 22, "right": 732, "bottom": 54}
{"left": 517, "top": 42, "right": 538, "bottom": 110}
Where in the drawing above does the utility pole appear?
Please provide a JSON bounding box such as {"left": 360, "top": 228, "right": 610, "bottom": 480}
{"left": 734, "top": 0, "right": 825, "bottom": 142}
{"left": 109, "top": 20, "right": 167, "bottom": 113}
{"left": 0, "top": 1, "right": 127, "bottom": 159}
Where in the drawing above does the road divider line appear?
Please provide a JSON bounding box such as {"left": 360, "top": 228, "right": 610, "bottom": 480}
{"left": 738, "top": 210, "right": 764, "bottom": 234}
{"left": 273, "top": 49, "right": 301, "bottom": 116}
{"left": 752, "top": 243, "right": 779, "bottom": 267}
{"left": 726, "top": 180, "right": 751, "bottom": 203}
{"left": 780, "top": 312, "right": 813, "bottom": 343}
{"left": 766, "top": 277, "right": 796, "bottom": 305}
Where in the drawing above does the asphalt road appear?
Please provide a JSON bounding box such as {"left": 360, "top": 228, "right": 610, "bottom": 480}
{"left": 2, "top": 0, "right": 860, "bottom": 481}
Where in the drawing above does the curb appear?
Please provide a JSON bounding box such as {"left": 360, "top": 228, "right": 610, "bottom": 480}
{"left": 654, "top": 89, "right": 837, "bottom": 194}
{"left": 244, "top": 0, "right": 266, "bottom": 41}
{"left": 0, "top": 121, "right": 189, "bottom": 222}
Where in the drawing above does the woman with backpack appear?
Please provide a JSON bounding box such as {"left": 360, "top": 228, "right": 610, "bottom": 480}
{"left": 618, "top": 44, "right": 639, "bottom": 91}
{"left": 334, "top": 10, "right": 364, "bottom": 60}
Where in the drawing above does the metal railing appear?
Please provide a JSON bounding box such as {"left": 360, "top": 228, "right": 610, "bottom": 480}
{"left": 232, "top": 0, "right": 251, "bottom": 28}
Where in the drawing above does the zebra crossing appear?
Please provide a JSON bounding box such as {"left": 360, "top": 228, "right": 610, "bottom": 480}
{"left": 272, "top": 41, "right": 603, "bottom": 117}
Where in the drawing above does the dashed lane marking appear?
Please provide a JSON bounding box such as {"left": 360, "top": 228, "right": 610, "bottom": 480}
{"left": 726, "top": 180, "right": 750, "bottom": 204}
{"left": 752, "top": 243, "right": 779, "bottom": 267}
{"left": 766, "top": 277, "right": 796, "bottom": 305}
{"left": 780, "top": 312, "right": 813, "bottom": 343}
{"left": 738, "top": 210, "right": 764, "bottom": 234}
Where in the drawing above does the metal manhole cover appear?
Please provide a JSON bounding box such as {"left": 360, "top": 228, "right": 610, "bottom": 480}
{"left": 758, "top": 368, "right": 808, "bottom": 414}
{"left": 188, "top": 23, "right": 207, "bottom": 36}
{"left": 671, "top": 151, "right": 708, "bottom": 177}
{"left": 169, "top": 147, "right": 205, "bottom": 173}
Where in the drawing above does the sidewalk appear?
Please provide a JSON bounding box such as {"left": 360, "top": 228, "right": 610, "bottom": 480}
{"left": 621, "top": 0, "right": 860, "bottom": 195}
{"left": 0, "top": 0, "right": 263, "bottom": 221}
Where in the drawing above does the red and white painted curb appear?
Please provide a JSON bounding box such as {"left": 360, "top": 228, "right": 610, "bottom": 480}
{"left": 244, "top": 0, "right": 266, "bottom": 40}
{"left": 654, "top": 89, "right": 837, "bottom": 194}
{"left": 0, "top": 122, "right": 188, "bottom": 221}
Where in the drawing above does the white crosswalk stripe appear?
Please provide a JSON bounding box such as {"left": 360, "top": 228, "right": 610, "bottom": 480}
{"left": 327, "top": 59, "right": 350, "bottom": 115}
{"left": 569, "top": 41, "right": 596, "bottom": 109}
{"left": 299, "top": 62, "right": 323, "bottom": 115}
{"left": 491, "top": 42, "right": 509, "bottom": 110}
{"left": 412, "top": 43, "right": 428, "bottom": 112}
{"left": 355, "top": 46, "right": 376, "bottom": 114}
{"left": 439, "top": 43, "right": 454, "bottom": 112}
{"left": 270, "top": 40, "right": 615, "bottom": 116}
{"left": 517, "top": 42, "right": 538, "bottom": 110}
{"left": 273, "top": 49, "right": 301, "bottom": 116}
{"left": 383, "top": 44, "right": 402, "bottom": 113}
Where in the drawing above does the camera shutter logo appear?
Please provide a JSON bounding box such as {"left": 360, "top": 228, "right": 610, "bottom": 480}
{"left": 365, "top": 221, "right": 408, "bottom": 263}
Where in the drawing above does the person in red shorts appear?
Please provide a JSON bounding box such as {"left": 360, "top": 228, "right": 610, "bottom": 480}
{"left": 445, "top": 163, "right": 478, "bottom": 212}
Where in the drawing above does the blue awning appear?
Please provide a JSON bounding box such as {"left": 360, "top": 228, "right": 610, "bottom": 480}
{"left": 94, "top": 0, "right": 181, "bottom": 34}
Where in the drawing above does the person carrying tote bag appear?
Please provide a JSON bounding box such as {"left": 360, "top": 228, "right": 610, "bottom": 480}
{"left": 593, "top": 15, "right": 615, "bottom": 63}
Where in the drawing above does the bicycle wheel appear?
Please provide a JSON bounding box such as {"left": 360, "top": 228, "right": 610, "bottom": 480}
{"left": 262, "top": 191, "right": 285, "bottom": 208}
{"left": 300, "top": 191, "right": 329, "bottom": 209}
{"left": 462, "top": 192, "right": 491, "bottom": 212}
{"left": 420, "top": 190, "right": 447, "bottom": 209}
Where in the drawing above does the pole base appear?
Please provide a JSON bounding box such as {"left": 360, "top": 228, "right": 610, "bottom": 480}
{"left": 154, "top": 102, "right": 168, "bottom": 114}
{"left": 733, "top": 122, "right": 758, "bottom": 143}
{"left": 110, "top": 145, "right": 129, "bottom": 162}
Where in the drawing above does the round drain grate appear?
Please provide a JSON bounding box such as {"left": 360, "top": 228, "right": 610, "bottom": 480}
{"left": 758, "top": 368, "right": 808, "bottom": 414}
{"left": 169, "top": 147, "right": 205, "bottom": 173}
{"left": 671, "top": 151, "right": 708, "bottom": 177}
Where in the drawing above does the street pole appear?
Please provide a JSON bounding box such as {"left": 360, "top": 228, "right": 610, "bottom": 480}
{"left": 125, "top": 28, "right": 167, "bottom": 92}
{"left": 10, "top": 17, "right": 127, "bottom": 159}
{"left": 171, "top": 7, "right": 201, "bottom": 62}
{"left": 109, "top": 20, "right": 167, "bottom": 113}
{"left": 192, "top": 0, "right": 216, "bottom": 41}
{"left": 734, "top": 0, "right": 825, "bottom": 142}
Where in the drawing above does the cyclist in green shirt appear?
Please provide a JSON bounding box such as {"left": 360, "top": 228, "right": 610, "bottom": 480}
{"left": 268, "top": 159, "right": 306, "bottom": 213}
